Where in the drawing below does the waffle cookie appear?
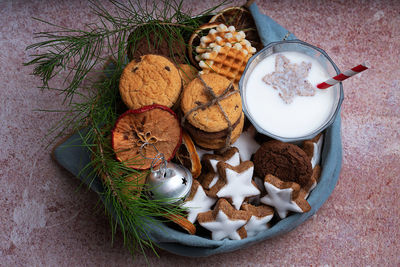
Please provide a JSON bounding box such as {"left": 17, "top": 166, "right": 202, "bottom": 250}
{"left": 195, "top": 24, "right": 256, "bottom": 84}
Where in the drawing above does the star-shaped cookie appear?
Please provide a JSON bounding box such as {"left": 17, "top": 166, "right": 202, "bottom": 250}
{"left": 302, "top": 133, "right": 324, "bottom": 197}
{"left": 197, "top": 199, "right": 251, "bottom": 240}
{"left": 232, "top": 125, "right": 260, "bottom": 161}
{"left": 302, "top": 133, "right": 324, "bottom": 169}
{"left": 262, "top": 54, "right": 315, "bottom": 104}
{"left": 210, "top": 161, "right": 260, "bottom": 210}
{"left": 260, "top": 174, "right": 311, "bottom": 218}
{"left": 200, "top": 147, "right": 240, "bottom": 191}
{"left": 241, "top": 203, "right": 274, "bottom": 237}
{"left": 182, "top": 180, "right": 216, "bottom": 223}
{"left": 303, "top": 165, "right": 321, "bottom": 199}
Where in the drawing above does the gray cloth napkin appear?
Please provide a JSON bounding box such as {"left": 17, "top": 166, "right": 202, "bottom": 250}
{"left": 53, "top": 2, "right": 342, "bottom": 257}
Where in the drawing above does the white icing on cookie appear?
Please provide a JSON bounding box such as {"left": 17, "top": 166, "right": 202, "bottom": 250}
{"left": 245, "top": 214, "right": 273, "bottom": 237}
{"left": 208, "top": 151, "right": 240, "bottom": 188}
{"left": 260, "top": 182, "right": 303, "bottom": 218}
{"left": 182, "top": 184, "right": 216, "bottom": 223}
{"left": 209, "top": 175, "right": 218, "bottom": 188}
{"left": 199, "top": 210, "right": 247, "bottom": 240}
{"left": 232, "top": 126, "right": 260, "bottom": 161}
{"left": 216, "top": 166, "right": 260, "bottom": 209}
{"left": 247, "top": 176, "right": 265, "bottom": 205}
{"left": 311, "top": 134, "right": 324, "bottom": 168}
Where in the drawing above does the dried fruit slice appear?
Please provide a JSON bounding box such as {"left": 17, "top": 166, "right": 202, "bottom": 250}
{"left": 163, "top": 213, "right": 196, "bottom": 235}
{"left": 175, "top": 131, "right": 202, "bottom": 178}
{"left": 209, "top": 6, "right": 263, "bottom": 51}
{"left": 188, "top": 6, "right": 263, "bottom": 67}
{"left": 112, "top": 104, "right": 182, "bottom": 170}
{"left": 92, "top": 131, "right": 147, "bottom": 198}
{"left": 188, "top": 22, "right": 220, "bottom": 66}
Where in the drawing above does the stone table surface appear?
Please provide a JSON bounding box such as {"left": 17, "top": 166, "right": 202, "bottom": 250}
{"left": 1, "top": 0, "right": 399, "bottom": 266}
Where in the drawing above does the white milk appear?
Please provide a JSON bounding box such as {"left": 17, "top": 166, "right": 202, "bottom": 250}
{"left": 244, "top": 51, "right": 336, "bottom": 138}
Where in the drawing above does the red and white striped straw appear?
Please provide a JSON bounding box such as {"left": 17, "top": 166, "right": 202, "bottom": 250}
{"left": 317, "top": 62, "right": 370, "bottom": 89}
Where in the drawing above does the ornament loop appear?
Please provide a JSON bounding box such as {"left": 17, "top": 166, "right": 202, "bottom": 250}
{"left": 139, "top": 142, "right": 168, "bottom": 176}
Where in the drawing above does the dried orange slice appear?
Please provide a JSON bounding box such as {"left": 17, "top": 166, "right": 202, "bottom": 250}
{"left": 90, "top": 130, "right": 147, "bottom": 198}
{"left": 209, "top": 6, "right": 263, "bottom": 51}
{"left": 187, "top": 22, "right": 220, "bottom": 66}
{"left": 188, "top": 6, "right": 263, "bottom": 67}
{"left": 112, "top": 104, "right": 182, "bottom": 170}
{"left": 163, "top": 213, "right": 196, "bottom": 235}
{"left": 175, "top": 131, "right": 202, "bottom": 179}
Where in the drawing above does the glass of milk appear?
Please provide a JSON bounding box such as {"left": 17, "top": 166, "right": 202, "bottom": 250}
{"left": 239, "top": 40, "right": 343, "bottom": 142}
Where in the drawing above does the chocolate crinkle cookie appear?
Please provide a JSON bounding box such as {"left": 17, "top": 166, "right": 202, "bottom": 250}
{"left": 253, "top": 140, "right": 313, "bottom": 188}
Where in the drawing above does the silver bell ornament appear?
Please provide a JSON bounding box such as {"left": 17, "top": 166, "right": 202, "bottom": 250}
{"left": 146, "top": 160, "right": 193, "bottom": 204}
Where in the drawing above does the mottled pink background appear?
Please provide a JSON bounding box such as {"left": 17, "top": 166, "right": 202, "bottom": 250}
{"left": 1, "top": 0, "right": 399, "bottom": 266}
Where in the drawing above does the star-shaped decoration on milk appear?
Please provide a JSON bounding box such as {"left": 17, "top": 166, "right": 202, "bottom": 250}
{"left": 245, "top": 214, "right": 273, "bottom": 237}
{"left": 217, "top": 166, "right": 260, "bottom": 209}
{"left": 262, "top": 54, "right": 315, "bottom": 104}
{"left": 200, "top": 210, "right": 247, "bottom": 240}
{"left": 182, "top": 185, "right": 216, "bottom": 223}
{"left": 232, "top": 126, "right": 260, "bottom": 161}
{"left": 260, "top": 182, "right": 303, "bottom": 219}
{"left": 208, "top": 151, "right": 240, "bottom": 188}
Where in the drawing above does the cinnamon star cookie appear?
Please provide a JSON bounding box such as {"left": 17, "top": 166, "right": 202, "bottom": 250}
{"left": 200, "top": 147, "right": 240, "bottom": 191}
{"left": 197, "top": 198, "right": 250, "bottom": 240}
{"left": 302, "top": 133, "right": 324, "bottom": 169}
{"left": 260, "top": 174, "right": 311, "bottom": 219}
{"left": 211, "top": 161, "right": 260, "bottom": 210}
{"left": 241, "top": 203, "right": 274, "bottom": 237}
{"left": 182, "top": 180, "right": 216, "bottom": 223}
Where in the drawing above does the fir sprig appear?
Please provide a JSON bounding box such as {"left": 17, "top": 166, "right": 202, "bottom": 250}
{"left": 25, "top": 0, "right": 230, "bottom": 259}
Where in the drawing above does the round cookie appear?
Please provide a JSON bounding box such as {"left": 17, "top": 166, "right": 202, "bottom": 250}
{"left": 194, "top": 113, "right": 244, "bottom": 150}
{"left": 178, "top": 64, "right": 198, "bottom": 87}
{"left": 183, "top": 113, "right": 242, "bottom": 140}
{"left": 181, "top": 73, "right": 242, "bottom": 132}
{"left": 253, "top": 140, "right": 313, "bottom": 188}
{"left": 119, "top": 55, "right": 182, "bottom": 109}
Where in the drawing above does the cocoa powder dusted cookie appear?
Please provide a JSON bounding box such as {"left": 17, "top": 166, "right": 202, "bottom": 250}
{"left": 119, "top": 55, "right": 182, "bottom": 109}
{"left": 181, "top": 73, "right": 242, "bottom": 132}
{"left": 210, "top": 161, "right": 260, "bottom": 209}
{"left": 253, "top": 140, "right": 313, "bottom": 188}
{"left": 197, "top": 198, "right": 251, "bottom": 240}
{"left": 241, "top": 203, "right": 274, "bottom": 237}
{"left": 260, "top": 174, "right": 311, "bottom": 219}
{"left": 182, "top": 180, "right": 216, "bottom": 223}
